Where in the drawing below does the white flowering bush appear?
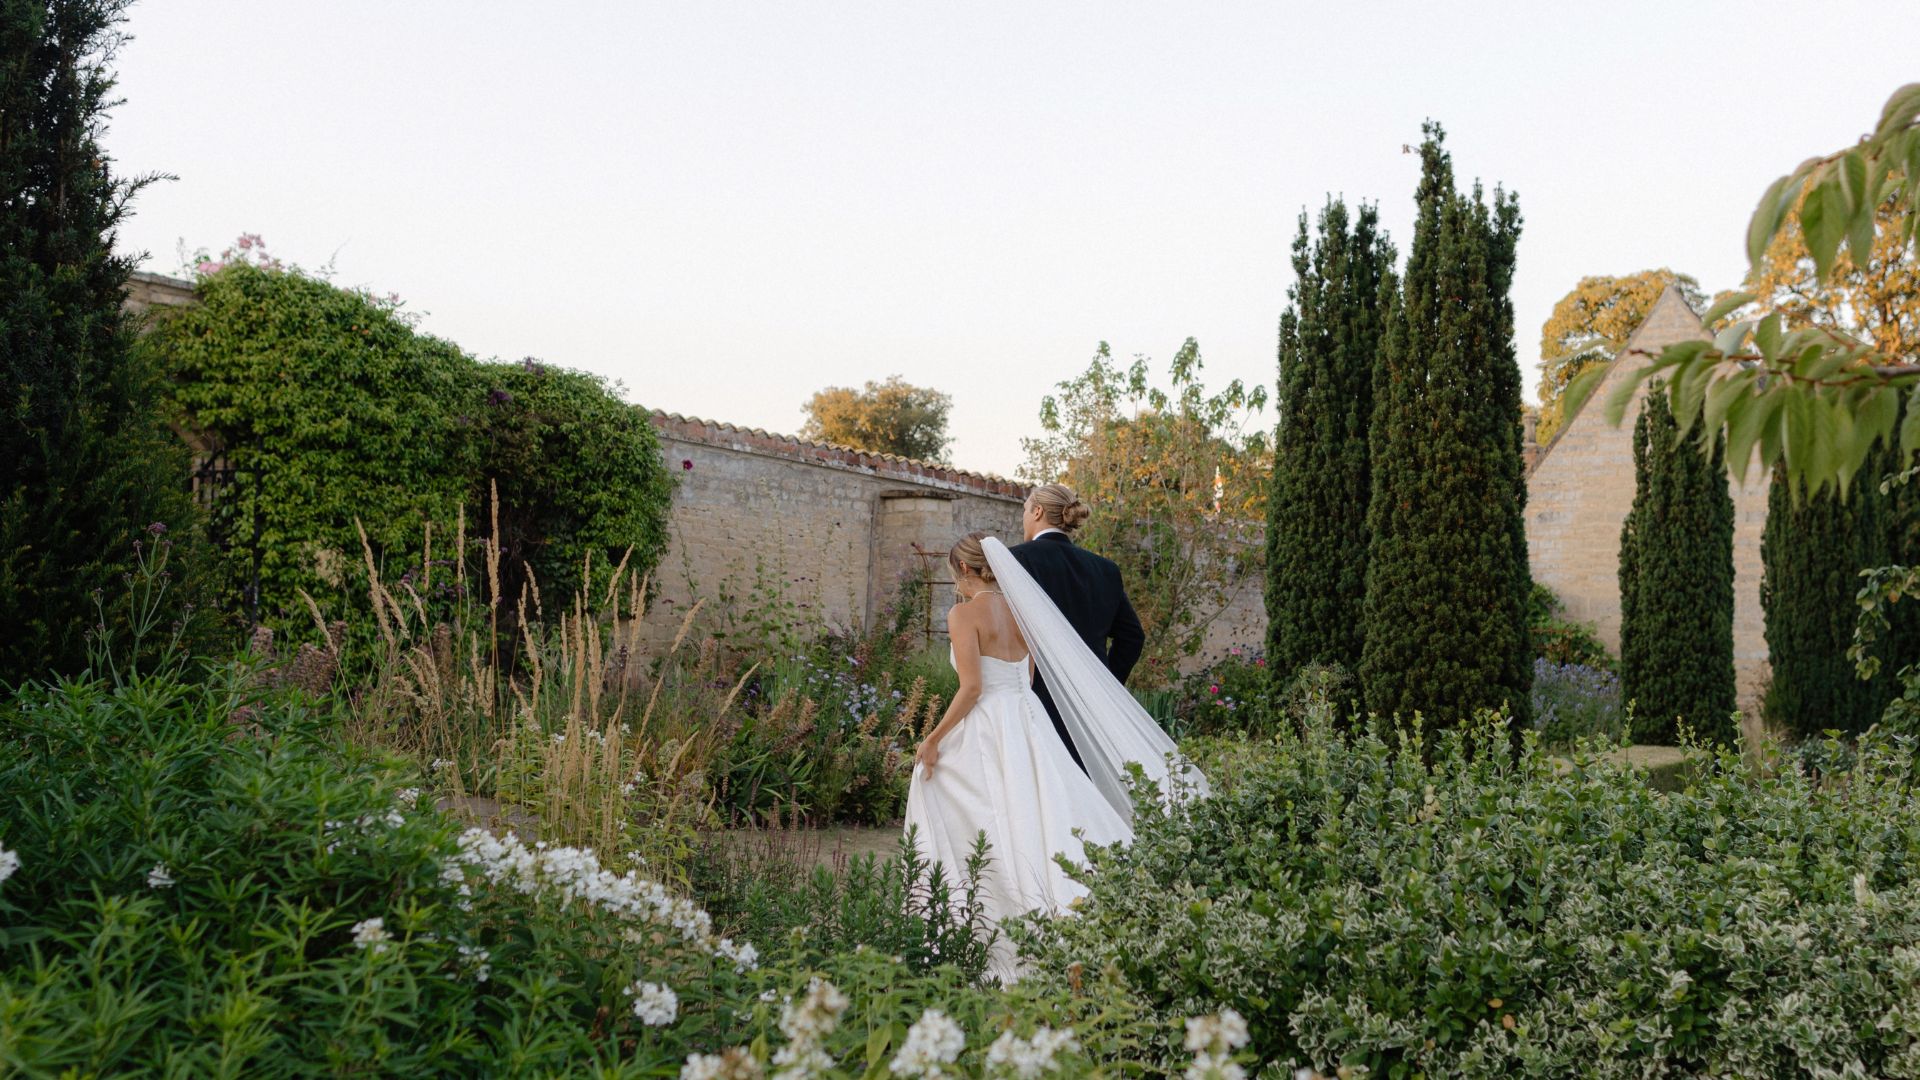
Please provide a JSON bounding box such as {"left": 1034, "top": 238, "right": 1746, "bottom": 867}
{"left": 1018, "top": 698, "right": 1920, "bottom": 1077}
{"left": 0, "top": 672, "right": 760, "bottom": 1075}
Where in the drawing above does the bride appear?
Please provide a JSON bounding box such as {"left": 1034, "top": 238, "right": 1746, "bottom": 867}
{"left": 903, "top": 532, "right": 1207, "bottom": 982}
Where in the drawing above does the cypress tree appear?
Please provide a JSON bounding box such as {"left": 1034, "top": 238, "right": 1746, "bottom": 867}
{"left": 1266, "top": 199, "right": 1397, "bottom": 677}
{"left": 1762, "top": 445, "right": 1913, "bottom": 738}
{"left": 1359, "top": 124, "right": 1533, "bottom": 730}
{"left": 1, "top": 0, "right": 197, "bottom": 681}
{"left": 1618, "top": 389, "right": 1737, "bottom": 743}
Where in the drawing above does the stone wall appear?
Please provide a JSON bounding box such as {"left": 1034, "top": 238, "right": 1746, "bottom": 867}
{"left": 643, "top": 413, "right": 1029, "bottom": 651}
{"left": 126, "top": 270, "right": 197, "bottom": 317}
{"left": 643, "top": 414, "right": 1275, "bottom": 667}
{"left": 1524, "top": 285, "right": 1772, "bottom": 714}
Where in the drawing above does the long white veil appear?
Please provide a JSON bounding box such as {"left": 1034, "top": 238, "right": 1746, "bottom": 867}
{"left": 981, "top": 536, "right": 1209, "bottom": 821}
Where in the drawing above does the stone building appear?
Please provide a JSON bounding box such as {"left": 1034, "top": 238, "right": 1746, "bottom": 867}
{"left": 1524, "top": 285, "right": 1772, "bottom": 712}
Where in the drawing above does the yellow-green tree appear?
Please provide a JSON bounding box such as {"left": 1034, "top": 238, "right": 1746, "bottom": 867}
{"left": 800, "top": 376, "right": 953, "bottom": 461}
{"left": 1718, "top": 195, "right": 1919, "bottom": 365}
{"left": 1020, "top": 340, "right": 1269, "bottom": 685}
{"left": 1535, "top": 270, "right": 1705, "bottom": 444}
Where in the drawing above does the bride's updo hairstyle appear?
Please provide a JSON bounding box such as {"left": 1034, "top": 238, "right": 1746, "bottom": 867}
{"left": 1027, "top": 483, "right": 1091, "bottom": 533}
{"left": 948, "top": 531, "right": 996, "bottom": 583}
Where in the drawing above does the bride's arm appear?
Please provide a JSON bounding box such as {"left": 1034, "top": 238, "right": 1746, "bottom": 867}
{"left": 915, "top": 605, "right": 983, "bottom": 777}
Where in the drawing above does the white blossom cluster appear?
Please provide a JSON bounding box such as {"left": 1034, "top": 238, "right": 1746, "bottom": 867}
{"left": 449, "top": 828, "right": 758, "bottom": 969}
{"left": 626, "top": 980, "right": 680, "bottom": 1026}
{"left": 1184, "top": 1008, "right": 1250, "bottom": 1080}
{"left": 889, "top": 1009, "right": 964, "bottom": 1077}
{"left": 682, "top": 1047, "right": 765, "bottom": 1080}
{"left": 146, "top": 862, "right": 175, "bottom": 889}
{"left": 456, "top": 943, "right": 491, "bottom": 982}
{"left": 322, "top": 810, "right": 408, "bottom": 854}
{"left": 351, "top": 917, "right": 393, "bottom": 954}
{"left": 985, "top": 1026, "right": 1079, "bottom": 1077}
{"left": 0, "top": 844, "right": 18, "bottom": 886}
{"left": 395, "top": 787, "right": 421, "bottom": 809}
{"left": 771, "top": 977, "right": 849, "bottom": 1079}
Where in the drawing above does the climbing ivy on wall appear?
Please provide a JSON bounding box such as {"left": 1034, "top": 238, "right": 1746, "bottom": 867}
{"left": 146, "top": 260, "right": 674, "bottom": 628}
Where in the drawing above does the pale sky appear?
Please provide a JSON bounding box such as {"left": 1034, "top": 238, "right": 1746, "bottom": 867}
{"left": 110, "top": 1, "right": 1909, "bottom": 478}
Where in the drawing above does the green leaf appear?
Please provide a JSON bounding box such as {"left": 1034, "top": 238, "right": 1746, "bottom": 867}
{"left": 1724, "top": 391, "right": 1771, "bottom": 485}
{"left": 1848, "top": 196, "right": 1879, "bottom": 277}
{"left": 1671, "top": 353, "right": 1717, "bottom": 440}
{"left": 1702, "top": 291, "right": 1755, "bottom": 327}
{"left": 1838, "top": 149, "right": 1869, "bottom": 213}
{"left": 1875, "top": 82, "right": 1920, "bottom": 140}
{"left": 1701, "top": 370, "right": 1755, "bottom": 447}
{"left": 1747, "top": 175, "right": 1796, "bottom": 267}
{"left": 1604, "top": 366, "right": 1654, "bottom": 427}
{"left": 1753, "top": 313, "right": 1783, "bottom": 361}
{"left": 1758, "top": 390, "right": 1789, "bottom": 475}
{"left": 1823, "top": 397, "right": 1855, "bottom": 497}
{"left": 1899, "top": 390, "right": 1920, "bottom": 460}
{"left": 1801, "top": 178, "right": 1844, "bottom": 281}
{"left": 1711, "top": 320, "right": 1750, "bottom": 358}
{"left": 1559, "top": 365, "right": 1610, "bottom": 428}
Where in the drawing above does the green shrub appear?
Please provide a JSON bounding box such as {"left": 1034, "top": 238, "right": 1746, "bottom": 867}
{"left": 1171, "top": 647, "right": 1279, "bottom": 737}
{"left": 0, "top": 672, "right": 757, "bottom": 1076}
{"left": 1526, "top": 583, "right": 1613, "bottom": 670}
{"left": 1021, "top": 696, "right": 1920, "bottom": 1078}
{"left": 0, "top": 668, "right": 1202, "bottom": 1077}
{"left": 689, "top": 829, "right": 994, "bottom": 979}
{"left": 147, "top": 259, "right": 674, "bottom": 633}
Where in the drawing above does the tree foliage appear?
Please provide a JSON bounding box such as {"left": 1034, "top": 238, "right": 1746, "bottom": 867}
{"left": 1567, "top": 83, "right": 1920, "bottom": 498}
{"left": 1265, "top": 199, "right": 1396, "bottom": 678}
{"left": 1761, "top": 446, "right": 1910, "bottom": 738}
{"left": 1360, "top": 123, "right": 1533, "bottom": 730}
{"left": 0, "top": 0, "right": 203, "bottom": 682}
{"left": 1720, "top": 195, "right": 1919, "bottom": 364}
{"left": 1021, "top": 341, "right": 1269, "bottom": 686}
{"left": 148, "top": 256, "right": 675, "bottom": 630}
{"left": 800, "top": 376, "right": 953, "bottom": 461}
{"left": 1619, "top": 389, "right": 1737, "bottom": 744}
{"left": 1535, "top": 269, "right": 1705, "bottom": 445}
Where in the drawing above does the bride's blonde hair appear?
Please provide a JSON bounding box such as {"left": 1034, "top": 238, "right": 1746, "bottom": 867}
{"left": 948, "top": 531, "right": 996, "bottom": 583}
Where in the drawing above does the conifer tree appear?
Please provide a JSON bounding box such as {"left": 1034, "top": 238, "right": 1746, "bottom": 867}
{"left": 1267, "top": 200, "right": 1396, "bottom": 677}
{"left": 1761, "top": 445, "right": 1914, "bottom": 738}
{"left": 1, "top": 0, "right": 197, "bottom": 681}
{"left": 1618, "top": 389, "right": 1737, "bottom": 743}
{"left": 1360, "top": 124, "right": 1533, "bottom": 730}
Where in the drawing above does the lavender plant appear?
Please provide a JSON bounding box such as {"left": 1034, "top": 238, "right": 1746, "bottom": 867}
{"left": 1529, "top": 657, "right": 1626, "bottom": 748}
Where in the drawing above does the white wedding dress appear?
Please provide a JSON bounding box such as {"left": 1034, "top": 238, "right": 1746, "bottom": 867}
{"left": 902, "top": 536, "right": 1209, "bottom": 983}
{"left": 903, "top": 648, "right": 1131, "bottom": 982}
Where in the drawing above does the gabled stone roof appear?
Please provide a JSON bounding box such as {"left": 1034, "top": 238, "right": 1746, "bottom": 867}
{"left": 648, "top": 411, "right": 1029, "bottom": 500}
{"left": 1529, "top": 284, "right": 1702, "bottom": 475}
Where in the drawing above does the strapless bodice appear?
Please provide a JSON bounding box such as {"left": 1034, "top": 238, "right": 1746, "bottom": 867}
{"left": 951, "top": 647, "right": 1031, "bottom": 695}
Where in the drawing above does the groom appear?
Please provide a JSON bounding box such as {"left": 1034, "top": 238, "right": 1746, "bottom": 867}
{"left": 1008, "top": 483, "right": 1145, "bottom": 772}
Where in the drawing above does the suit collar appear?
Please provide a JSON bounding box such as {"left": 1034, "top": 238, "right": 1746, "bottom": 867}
{"left": 1035, "top": 531, "right": 1073, "bottom": 545}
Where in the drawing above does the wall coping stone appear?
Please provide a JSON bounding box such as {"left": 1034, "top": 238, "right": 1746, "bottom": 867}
{"left": 650, "top": 410, "right": 1029, "bottom": 501}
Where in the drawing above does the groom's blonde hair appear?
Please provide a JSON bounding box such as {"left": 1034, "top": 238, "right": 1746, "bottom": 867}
{"left": 1027, "top": 483, "right": 1091, "bottom": 533}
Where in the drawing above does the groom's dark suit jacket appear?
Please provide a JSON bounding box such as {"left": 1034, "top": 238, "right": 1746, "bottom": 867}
{"left": 1008, "top": 531, "right": 1145, "bottom": 772}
